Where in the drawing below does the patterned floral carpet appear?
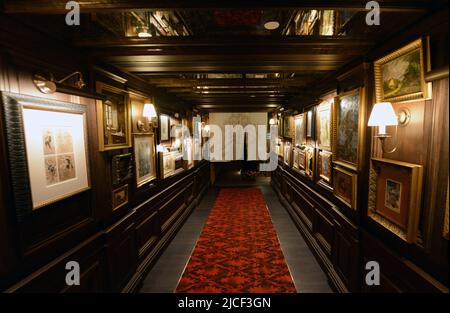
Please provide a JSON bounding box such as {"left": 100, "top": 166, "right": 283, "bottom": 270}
{"left": 176, "top": 187, "right": 296, "bottom": 293}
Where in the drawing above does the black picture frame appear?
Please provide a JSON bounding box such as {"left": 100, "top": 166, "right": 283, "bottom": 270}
{"left": 0, "top": 91, "right": 90, "bottom": 221}
{"left": 112, "top": 153, "right": 133, "bottom": 186}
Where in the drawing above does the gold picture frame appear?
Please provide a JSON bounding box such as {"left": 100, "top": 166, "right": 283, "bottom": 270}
{"left": 368, "top": 158, "right": 423, "bottom": 243}
{"left": 283, "top": 115, "right": 293, "bottom": 138}
{"left": 112, "top": 184, "right": 128, "bottom": 211}
{"left": 283, "top": 143, "right": 292, "bottom": 166}
{"left": 318, "top": 150, "right": 332, "bottom": 183}
{"left": 134, "top": 133, "right": 157, "bottom": 188}
{"left": 294, "top": 113, "right": 306, "bottom": 147}
{"left": 374, "top": 38, "right": 431, "bottom": 103}
{"left": 333, "top": 166, "right": 357, "bottom": 210}
{"left": 96, "top": 82, "right": 132, "bottom": 151}
{"left": 333, "top": 88, "right": 365, "bottom": 171}
{"left": 317, "top": 98, "right": 333, "bottom": 151}
{"left": 305, "top": 146, "right": 315, "bottom": 179}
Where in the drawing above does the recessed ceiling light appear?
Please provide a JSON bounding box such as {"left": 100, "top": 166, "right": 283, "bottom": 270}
{"left": 264, "top": 20, "right": 280, "bottom": 30}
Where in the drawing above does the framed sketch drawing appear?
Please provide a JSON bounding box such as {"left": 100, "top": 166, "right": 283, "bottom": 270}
{"left": 111, "top": 153, "right": 133, "bottom": 186}
{"left": 333, "top": 88, "right": 363, "bottom": 171}
{"left": 96, "top": 82, "right": 131, "bottom": 151}
{"left": 298, "top": 149, "right": 306, "bottom": 170}
{"left": 1, "top": 92, "right": 90, "bottom": 219}
{"left": 160, "top": 114, "right": 170, "bottom": 141}
{"left": 305, "top": 146, "right": 315, "bottom": 179}
{"left": 333, "top": 166, "right": 357, "bottom": 210}
{"left": 134, "top": 134, "right": 156, "bottom": 187}
{"left": 293, "top": 148, "right": 300, "bottom": 169}
{"left": 368, "top": 158, "right": 423, "bottom": 243}
{"left": 112, "top": 184, "right": 128, "bottom": 211}
{"left": 318, "top": 150, "right": 332, "bottom": 183}
{"left": 294, "top": 113, "right": 306, "bottom": 147}
{"left": 283, "top": 115, "right": 292, "bottom": 138}
{"left": 374, "top": 38, "right": 430, "bottom": 103}
{"left": 317, "top": 99, "right": 333, "bottom": 151}
{"left": 283, "top": 143, "right": 292, "bottom": 166}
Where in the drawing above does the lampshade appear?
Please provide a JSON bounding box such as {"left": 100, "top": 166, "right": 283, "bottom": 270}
{"left": 269, "top": 118, "right": 276, "bottom": 125}
{"left": 368, "top": 102, "right": 398, "bottom": 127}
{"left": 143, "top": 103, "right": 157, "bottom": 118}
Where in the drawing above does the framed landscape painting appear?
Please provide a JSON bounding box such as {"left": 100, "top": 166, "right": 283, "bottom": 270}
{"left": 96, "top": 82, "right": 131, "bottom": 151}
{"left": 112, "top": 184, "right": 128, "bottom": 211}
{"left": 134, "top": 134, "right": 156, "bottom": 187}
{"left": 374, "top": 38, "right": 430, "bottom": 103}
{"left": 368, "top": 158, "right": 423, "bottom": 243}
{"left": 333, "top": 88, "right": 363, "bottom": 170}
{"left": 1, "top": 92, "right": 90, "bottom": 219}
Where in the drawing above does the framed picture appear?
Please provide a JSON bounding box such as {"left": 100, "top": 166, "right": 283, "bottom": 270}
{"left": 111, "top": 153, "right": 133, "bottom": 186}
{"left": 374, "top": 38, "right": 430, "bottom": 103}
{"left": 134, "top": 134, "right": 156, "bottom": 187}
{"left": 298, "top": 149, "right": 306, "bottom": 170}
{"left": 318, "top": 150, "right": 332, "bottom": 183}
{"left": 317, "top": 99, "right": 333, "bottom": 151}
{"left": 283, "top": 143, "right": 292, "bottom": 166}
{"left": 294, "top": 113, "right": 306, "bottom": 147}
{"left": 160, "top": 151, "right": 177, "bottom": 179}
{"left": 333, "top": 166, "right": 357, "bottom": 210}
{"left": 305, "top": 146, "right": 315, "bottom": 179}
{"left": 306, "top": 109, "right": 313, "bottom": 138}
{"left": 368, "top": 158, "right": 423, "bottom": 243}
{"left": 293, "top": 148, "right": 299, "bottom": 169}
{"left": 160, "top": 114, "right": 170, "bottom": 141}
{"left": 283, "top": 115, "right": 292, "bottom": 138}
{"left": 96, "top": 82, "right": 131, "bottom": 151}
{"left": 333, "top": 88, "right": 363, "bottom": 170}
{"left": 0, "top": 92, "right": 90, "bottom": 219}
{"left": 112, "top": 184, "right": 128, "bottom": 211}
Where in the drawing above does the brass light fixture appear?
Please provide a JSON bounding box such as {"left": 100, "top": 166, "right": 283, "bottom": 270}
{"left": 137, "top": 102, "right": 158, "bottom": 131}
{"left": 33, "top": 71, "right": 85, "bottom": 94}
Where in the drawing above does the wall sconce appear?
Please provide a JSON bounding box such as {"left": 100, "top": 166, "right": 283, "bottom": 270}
{"left": 368, "top": 102, "right": 410, "bottom": 154}
{"left": 269, "top": 118, "right": 276, "bottom": 125}
{"left": 137, "top": 102, "right": 157, "bottom": 131}
{"left": 33, "top": 72, "right": 85, "bottom": 94}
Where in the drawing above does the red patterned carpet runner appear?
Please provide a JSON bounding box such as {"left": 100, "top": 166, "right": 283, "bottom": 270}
{"left": 176, "top": 188, "right": 296, "bottom": 293}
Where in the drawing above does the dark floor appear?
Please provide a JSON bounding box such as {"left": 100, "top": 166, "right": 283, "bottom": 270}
{"left": 139, "top": 170, "right": 332, "bottom": 293}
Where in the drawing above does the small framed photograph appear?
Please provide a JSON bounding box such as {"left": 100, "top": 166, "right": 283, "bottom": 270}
{"left": 333, "top": 166, "right": 357, "bottom": 210}
{"left": 96, "top": 82, "right": 131, "bottom": 151}
{"left": 318, "top": 150, "right": 332, "bottom": 183}
{"left": 160, "top": 114, "right": 170, "bottom": 141}
{"left": 368, "top": 158, "right": 423, "bottom": 243}
{"left": 133, "top": 134, "right": 156, "bottom": 187}
{"left": 317, "top": 99, "right": 333, "bottom": 151}
{"left": 111, "top": 153, "right": 133, "bottom": 186}
{"left": 1, "top": 92, "right": 91, "bottom": 219}
{"left": 112, "top": 184, "right": 128, "bottom": 211}
{"left": 294, "top": 113, "right": 306, "bottom": 147}
{"left": 374, "top": 38, "right": 430, "bottom": 103}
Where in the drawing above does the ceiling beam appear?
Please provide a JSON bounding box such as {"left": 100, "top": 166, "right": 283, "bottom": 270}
{"left": 3, "top": 0, "right": 437, "bottom": 13}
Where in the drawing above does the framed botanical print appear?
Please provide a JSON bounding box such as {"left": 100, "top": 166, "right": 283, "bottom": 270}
{"left": 374, "top": 38, "right": 430, "bottom": 103}
{"left": 333, "top": 88, "right": 363, "bottom": 170}
{"left": 294, "top": 113, "right": 306, "bottom": 147}
{"left": 134, "top": 134, "right": 156, "bottom": 187}
{"left": 333, "top": 166, "right": 357, "bottom": 210}
{"left": 111, "top": 153, "right": 133, "bottom": 186}
{"left": 368, "top": 158, "right": 423, "bottom": 243}
{"left": 112, "top": 184, "right": 128, "bottom": 211}
{"left": 317, "top": 99, "right": 333, "bottom": 151}
{"left": 96, "top": 82, "right": 131, "bottom": 151}
{"left": 318, "top": 150, "right": 332, "bottom": 183}
{"left": 305, "top": 146, "right": 315, "bottom": 179}
{"left": 283, "top": 115, "right": 292, "bottom": 138}
{"left": 160, "top": 114, "right": 170, "bottom": 141}
{"left": 1, "top": 92, "right": 90, "bottom": 219}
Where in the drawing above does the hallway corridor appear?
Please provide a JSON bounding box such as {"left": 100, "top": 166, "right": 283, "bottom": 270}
{"left": 139, "top": 184, "right": 331, "bottom": 293}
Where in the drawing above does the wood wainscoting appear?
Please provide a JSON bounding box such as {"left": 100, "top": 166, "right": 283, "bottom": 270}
{"left": 272, "top": 164, "right": 447, "bottom": 293}
{"left": 4, "top": 162, "right": 210, "bottom": 293}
